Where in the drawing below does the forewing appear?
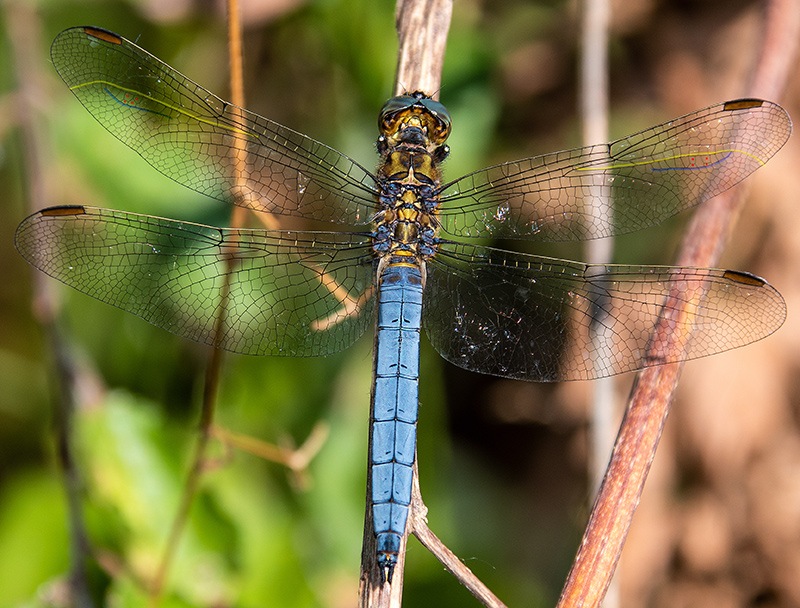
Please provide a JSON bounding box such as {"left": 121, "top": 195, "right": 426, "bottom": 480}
{"left": 439, "top": 100, "right": 791, "bottom": 241}
{"left": 50, "top": 27, "right": 379, "bottom": 225}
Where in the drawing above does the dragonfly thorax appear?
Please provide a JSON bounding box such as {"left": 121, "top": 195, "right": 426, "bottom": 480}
{"left": 372, "top": 184, "right": 439, "bottom": 261}
{"left": 374, "top": 95, "right": 447, "bottom": 266}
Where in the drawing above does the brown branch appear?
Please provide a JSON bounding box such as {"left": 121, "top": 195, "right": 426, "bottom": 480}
{"left": 148, "top": 1, "right": 250, "bottom": 603}
{"left": 393, "top": 0, "right": 452, "bottom": 98}
{"left": 556, "top": 1, "right": 800, "bottom": 606}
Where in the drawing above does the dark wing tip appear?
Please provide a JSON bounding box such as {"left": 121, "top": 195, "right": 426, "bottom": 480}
{"left": 723, "top": 98, "right": 765, "bottom": 111}
{"left": 40, "top": 205, "right": 88, "bottom": 217}
{"left": 721, "top": 269, "right": 767, "bottom": 287}
{"left": 81, "top": 26, "right": 123, "bottom": 45}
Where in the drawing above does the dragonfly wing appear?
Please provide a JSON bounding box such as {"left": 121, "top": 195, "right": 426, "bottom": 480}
{"left": 50, "top": 27, "right": 379, "bottom": 225}
{"left": 424, "top": 243, "right": 786, "bottom": 381}
{"left": 439, "top": 100, "right": 791, "bottom": 242}
{"left": 16, "top": 206, "right": 376, "bottom": 356}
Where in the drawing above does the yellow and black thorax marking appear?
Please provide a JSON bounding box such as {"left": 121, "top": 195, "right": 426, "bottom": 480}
{"left": 372, "top": 92, "right": 452, "bottom": 270}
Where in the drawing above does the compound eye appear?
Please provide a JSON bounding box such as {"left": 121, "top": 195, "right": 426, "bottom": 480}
{"left": 380, "top": 95, "right": 416, "bottom": 116}
{"left": 416, "top": 100, "right": 451, "bottom": 143}
{"left": 378, "top": 95, "right": 417, "bottom": 131}
{"left": 420, "top": 98, "right": 450, "bottom": 122}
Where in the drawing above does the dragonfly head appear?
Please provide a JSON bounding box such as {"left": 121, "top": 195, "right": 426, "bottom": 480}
{"left": 378, "top": 92, "right": 452, "bottom": 152}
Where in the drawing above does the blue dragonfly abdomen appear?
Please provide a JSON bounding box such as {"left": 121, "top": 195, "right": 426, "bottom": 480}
{"left": 371, "top": 264, "right": 423, "bottom": 578}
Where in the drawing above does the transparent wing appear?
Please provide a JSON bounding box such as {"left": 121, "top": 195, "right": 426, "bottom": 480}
{"left": 424, "top": 242, "right": 786, "bottom": 381}
{"left": 15, "top": 206, "right": 376, "bottom": 355}
{"left": 439, "top": 100, "right": 791, "bottom": 241}
{"left": 50, "top": 27, "right": 379, "bottom": 225}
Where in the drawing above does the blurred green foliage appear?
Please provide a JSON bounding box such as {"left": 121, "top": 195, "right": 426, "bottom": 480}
{"left": 2, "top": 0, "right": 781, "bottom": 606}
{"left": 1, "top": 1, "right": 503, "bottom": 605}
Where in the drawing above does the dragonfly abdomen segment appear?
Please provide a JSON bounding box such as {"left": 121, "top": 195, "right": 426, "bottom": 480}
{"left": 371, "top": 263, "right": 423, "bottom": 581}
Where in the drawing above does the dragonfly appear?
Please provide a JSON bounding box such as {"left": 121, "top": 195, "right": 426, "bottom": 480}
{"left": 16, "top": 26, "right": 791, "bottom": 582}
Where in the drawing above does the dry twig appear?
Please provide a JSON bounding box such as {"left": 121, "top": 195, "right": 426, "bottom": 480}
{"left": 148, "top": 0, "right": 250, "bottom": 603}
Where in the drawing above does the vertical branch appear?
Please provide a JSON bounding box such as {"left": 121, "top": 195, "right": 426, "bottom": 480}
{"left": 6, "top": 6, "right": 95, "bottom": 608}
{"left": 579, "top": 1, "right": 619, "bottom": 607}
{"left": 579, "top": 0, "right": 614, "bottom": 492}
{"left": 225, "top": 0, "right": 253, "bottom": 230}
{"left": 557, "top": 1, "right": 800, "bottom": 606}
{"left": 149, "top": 2, "right": 249, "bottom": 603}
{"left": 358, "top": 1, "right": 452, "bottom": 606}
{"left": 393, "top": 0, "right": 452, "bottom": 98}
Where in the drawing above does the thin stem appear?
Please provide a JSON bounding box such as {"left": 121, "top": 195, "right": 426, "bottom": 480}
{"left": 7, "top": 5, "right": 95, "bottom": 607}
{"left": 211, "top": 422, "right": 329, "bottom": 490}
{"left": 148, "top": 1, "right": 249, "bottom": 602}
{"left": 148, "top": 347, "right": 223, "bottom": 605}
{"left": 579, "top": 0, "right": 614, "bottom": 492}
{"left": 579, "top": 0, "right": 620, "bottom": 606}
{"left": 393, "top": 0, "right": 452, "bottom": 98}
